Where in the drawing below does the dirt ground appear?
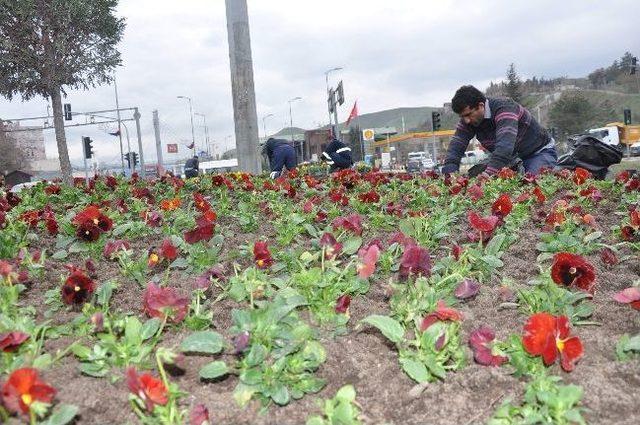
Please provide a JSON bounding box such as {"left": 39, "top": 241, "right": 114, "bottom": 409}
{"left": 6, "top": 185, "right": 640, "bottom": 425}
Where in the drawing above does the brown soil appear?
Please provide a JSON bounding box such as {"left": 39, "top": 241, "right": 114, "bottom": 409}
{"left": 5, "top": 184, "right": 640, "bottom": 425}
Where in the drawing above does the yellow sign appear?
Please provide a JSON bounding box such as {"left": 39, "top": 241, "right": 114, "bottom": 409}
{"left": 362, "top": 129, "right": 375, "bottom": 141}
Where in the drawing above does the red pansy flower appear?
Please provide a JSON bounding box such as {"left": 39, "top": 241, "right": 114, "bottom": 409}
{"left": 103, "top": 239, "right": 131, "bottom": 259}
{"left": 319, "top": 233, "right": 343, "bottom": 260}
{"left": 467, "top": 211, "right": 499, "bottom": 233}
{"left": 550, "top": 252, "right": 596, "bottom": 293}
{"left": 160, "top": 198, "right": 181, "bottom": 211}
{"left": 335, "top": 294, "right": 351, "bottom": 314}
{"left": 0, "top": 332, "right": 29, "bottom": 352}
{"left": 533, "top": 186, "right": 546, "bottom": 203}
{"left": 399, "top": 244, "right": 431, "bottom": 280}
{"left": 358, "top": 190, "right": 380, "bottom": 204}
{"left": 419, "top": 300, "right": 463, "bottom": 331}
{"left": 61, "top": 269, "right": 96, "bottom": 305}
{"left": 1, "top": 368, "right": 56, "bottom": 415}
{"left": 356, "top": 244, "right": 380, "bottom": 279}
{"left": 491, "top": 194, "right": 513, "bottom": 218}
{"left": 332, "top": 214, "right": 363, "bottom": 235}
{"left": 126, "top": 367, "right": 168, "bottom": 412}
{"left": 600, "top": 247, "right": 618, "bottom": 266}
{"left": 469, "top": 326, "right": 508, "bottom": 366}
{"left": 467, "top": 184, "right": 484, "bottom": 202}
{"left": 612, "top": 287, "right": 640, "bottom": 310}
{"left": 190, "top": 404, "right": 210, "bottom": 425}
{"left": 143, "top": 282, "right": 189, "bottom": 323}
{"left": 573, "top": 167, "right": 590, "bottom": 185}
{"left": 522, "top": 313, "right": 583, "bottom": 372}
{"left": 253, "top": 241, "right": 274, "bottom": 269}
{"left": 184, "top": 221, "right": 215, "bottom": 244}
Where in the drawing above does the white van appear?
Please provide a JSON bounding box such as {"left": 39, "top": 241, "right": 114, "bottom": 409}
{"left": 407, "top": 152, "right": 435, "bottom": 170}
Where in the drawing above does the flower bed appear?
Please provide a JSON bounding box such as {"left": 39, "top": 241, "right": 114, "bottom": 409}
{"left": 1, "top": 167, "right": 639, "bottom": 424}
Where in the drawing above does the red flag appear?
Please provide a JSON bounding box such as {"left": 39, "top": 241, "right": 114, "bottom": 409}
{"left": 186, "top": 142, "right": 195, "bottom": 150}
{"left": 345, "top": 101, "right": 358, "bottom": 127}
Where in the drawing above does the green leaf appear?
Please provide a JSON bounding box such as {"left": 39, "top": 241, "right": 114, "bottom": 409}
{"left": 424, "top": 357, "right": 446, "bottom": 380}
{"left": 400, "top": 358, "right": 430, "bottom": 383}
{"left": 180, "top": 331, "right": 225, "bottom": 354}
{"left": 305, "top": 416, "right": 326, "bottom": 425}
{"left": 96, "top": 280, "right": 114, "bottom": 307}
{"left": 32, "top": 353, "right": 52, "bottom": 370}
{"left": 51, "top": 250, "right": 68, "bottom": 260}
{"left": 169, "top": 257, "right": 189, "bottom": 269}
{"left": 335, "top": 385, "right": 356, "bottom": 403}
{"left": 199, "top": 360, "right": 229, "bottom": 380}
{"left": 342, "top": 237, "right": 363, "bottom": 256}
{"left": 485, "top": 233, "right": 506, "bottom": 256}
{"left": 124, "top": 317, "right": 143, "bottom": 345}
{"left": 303, "top": 223, "right": 318, "bottom": 238}
{"left": 68, "top": 241, "right": 90, "bottom": 253}
{"left": 271, "top": 384, "right": 291, "bottom": 405}
{"left": 43, "top": 404, "right": 79, "bottom": 425}
{"left": 79, "top": 362, "right": 108, "bottom": 378}
{"left": 583, "top": 231, "right": 602, "bottom": 243}
{"left": 140, "top": 318, "right": 161, "bottom": 341}
{"left": 233, "top": 382, "right": 257, "bottom": 407}
{"left": 360, "top": 315, "right": 404, "bottom": 344}
{"left": 246, "top": 343, "right": 268, "bottom": 367}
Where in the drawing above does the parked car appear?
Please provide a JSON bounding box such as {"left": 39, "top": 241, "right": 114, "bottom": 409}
{"left": 407, "top": 151, "right": 436, "bottom": 170}
{"left": 630, "top": 142, "right": 640, "bottom": 157}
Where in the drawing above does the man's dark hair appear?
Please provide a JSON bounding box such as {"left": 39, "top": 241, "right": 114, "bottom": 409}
{"left": 451, "top": 85, "right": 486, "bottom": 114}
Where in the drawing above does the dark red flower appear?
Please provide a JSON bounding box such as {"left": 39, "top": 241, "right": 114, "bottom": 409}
{"left": 61, "top": 270, "right": 96, "bottom": 305}
{"left": 335, "top": 294, "right": 351, "bottom": 314}
{"left": 126, "top": 367, "right": 168, "bottom": 412}
{"left": 193, "top": 192, "right": 211, "bottom": 212}
{"left": 194, "top": 265, "right": 227, "bottom": 290}
{"left": 1, "top": 368, "right": 56, "bottom": 415}
{"left": 454, "top": 278, "right": 480, "bottom": 300}
{"left": 0, "top": 211, "right": 6, "bottom": 229}
{"left": 550, "top": 252, "right": 596, "bottom": 293}
{"left": 621, "top": 225, "right": 637, "bottom": 241}
{"left": 19, "top": 210, "right": 41, "bottom": 228}
{"left": 452, "top": 244, "right": 463, "bottom": 261}
{"left": 469, "top": 326, "right": 508, "bottom": 366}
{"left": 573, "top": 167, "right": 590, "bottom": 185}
{"left": 522, "top": 313, "right": 583, "bottom": 372}
{"left": 467, "top": 211, "right": 499, "bottom": 233}
{"left": 600, "top": 247, "right": 618, "bottom": 266}
{"left": 399, "top": 244, "right": 431, "bottom": 280}
{"left": 419, "top": 300, "right": 463, "bottom": 331}
{"left": 332, "top": 214, "right": 363, "bottom": 235}
{"left": 533, "top": 186, "right": 546, "bottom": 204}
{"left": 497, "top": 167, "right": 517, "bottom": 179}
{"left": 253, "top": 241, "right": 274, "bottom": 269}
{"left": 615, "top": 170, "right": 631, "bottom": 184}
{"left": 160, "top": 238, "right": 179, "bottom": 262}
{"left": 467, "top": 184, "right": 484, "bottom": 202}
{"left": 103, "top": 239, "right": 131, "bottom": 259}
{"left": 143, "top": 282, "right": 189, "bottom": 323}
{"left": 190, "top": 403, "right": 210, "bottom": 425}
{"left": 184, "top": 221, "right": 215, "bottom": 244}
{"left": 319, "top": 232, "right": 343, "bottom": 260}
{"left": 0, "top": 332, "right": 29, "bottom": 352}
{"left": 389, "top": 231, "right": 415, "bottom": 248}
{"left": 358, "top": 190, "right": 380, "bottom": 203}
{"left": 491, "top": 194, "right": 513, "bottom": 218}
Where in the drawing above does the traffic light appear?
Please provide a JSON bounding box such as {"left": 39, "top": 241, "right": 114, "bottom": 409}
{"left": 624, "top": 109, "right": 632, "bottom": 125}
{"left": 432, "top": 111, "right": 441, "bottom": 131}
{"left": 124, "top": 152, "right": 131, "bottom": 168}
{"left": 132, "top": 152, "right": 139, "bottom": 167}
{"left": 64, "top": 103, "right": 72, "bottom": 121}
{"left": 82, "top": 136, "right": 93, "bottom": 159}
{"left": 336, "top": 81, "right": 344, "bottom": 106}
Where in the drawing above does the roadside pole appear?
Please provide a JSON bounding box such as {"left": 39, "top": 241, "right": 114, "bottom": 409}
{"left": 82, "top": 137, "right": 89, "bottom": 185}
{"left": 134, "top": 108, "right": 145, "bottom": 178}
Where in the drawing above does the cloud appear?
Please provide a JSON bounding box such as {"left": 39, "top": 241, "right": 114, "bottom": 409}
{"left": 1, "top": 0, "right": 638, "bottom": 166}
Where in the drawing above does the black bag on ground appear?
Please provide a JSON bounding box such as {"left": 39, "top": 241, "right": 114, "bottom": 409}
{"left": 556, "top": 135, "right": 623, "bottom": 180}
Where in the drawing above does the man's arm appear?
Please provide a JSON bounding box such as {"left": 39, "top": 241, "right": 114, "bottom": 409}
{"left": 442, "top": 121, "right": 474, "bottom": 173}
{"left": 486, "top": 104, "right": 520, "bottom": 173}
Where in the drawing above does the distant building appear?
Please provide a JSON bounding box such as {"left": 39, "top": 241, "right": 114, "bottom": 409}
{"left": 3, "top": 122, "right": 46, "bottom": 163}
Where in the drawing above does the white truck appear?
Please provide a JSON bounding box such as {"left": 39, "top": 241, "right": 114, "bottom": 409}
{"left": 407, "top": 151, "right": 436, "bottom": 170}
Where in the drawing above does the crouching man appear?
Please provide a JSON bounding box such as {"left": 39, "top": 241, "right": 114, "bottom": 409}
{"left": 262, "top": 138, "right": 297, "bottom": 179}
{"left": 322, "top": 138, "right": 354, "bottom": 172}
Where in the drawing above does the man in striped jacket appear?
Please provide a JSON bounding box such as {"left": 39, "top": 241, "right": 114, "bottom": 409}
{"left": 442, "top": 85, "right": 556, "bottom": 175}
{"left": 322, "top": 138, "right": 354, "bottom": 172}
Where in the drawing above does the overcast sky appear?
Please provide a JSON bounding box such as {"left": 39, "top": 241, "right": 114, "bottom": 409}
{"left": 1, "top": 0, "right": 639, "bottom": 165}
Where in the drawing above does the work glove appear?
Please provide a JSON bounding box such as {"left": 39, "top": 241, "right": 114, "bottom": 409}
{"left": 270, "top": 171, "right": 280, "bottom": 179}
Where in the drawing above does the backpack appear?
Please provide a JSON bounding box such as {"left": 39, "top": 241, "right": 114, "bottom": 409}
{"left": 556, "top": 135, "right": 623, "bottom": 180}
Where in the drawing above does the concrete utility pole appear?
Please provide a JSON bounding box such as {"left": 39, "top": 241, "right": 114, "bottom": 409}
{"left": 225, "top": 0, "right": 261, "bottom": 174}
{"left": 134, "top": 108, "right": 145, "bottom": 178}
{"left": 153, "top": 110, "right": 163, "bottom": 170}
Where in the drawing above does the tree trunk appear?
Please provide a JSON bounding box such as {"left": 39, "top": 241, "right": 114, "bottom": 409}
{"left": 49, "top": 88, "right": 72, "bottom": 184}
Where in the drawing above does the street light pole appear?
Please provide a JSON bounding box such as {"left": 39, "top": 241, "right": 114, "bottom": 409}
{"left": 288, "top": 97, "right": 302, "bottom": 161}
{"left": 177, "top": 96, "right": 196, "bottom": 155}
{"left": 262, "top": 113, "right": 274, "bottom": 140}
{"left": 324, "top": 67, "right": 343, "bottom": 138}
{"left": 195, "top": 113, "right": 210, "bottom": 156}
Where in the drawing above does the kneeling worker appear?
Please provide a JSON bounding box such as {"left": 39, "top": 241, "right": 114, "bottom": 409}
{"left": 442, "top": 85, "right": 556, "bottom": 176}
{"left": 262, "top": 138, "right": 297, "bottom": 179}
{"left": 322, "top": 138, "right": 354, "bottom": 172}
{"left": 184, "top": 155, "right": 199, "bottom": 178}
